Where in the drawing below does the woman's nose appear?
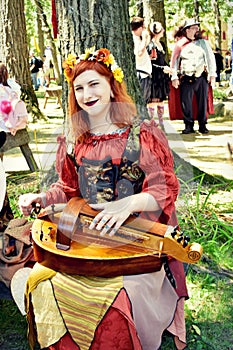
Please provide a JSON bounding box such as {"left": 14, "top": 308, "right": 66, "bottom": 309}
{"left": 83, "top": 86, "right": 92, "bottom": 101}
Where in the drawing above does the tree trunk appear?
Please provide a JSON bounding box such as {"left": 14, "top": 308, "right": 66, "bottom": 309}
{"left": 34, "top": 0, "right": 61, "bottom": 85}
{"left": 0, "top": 0, "right": 44, "bottom": 120}
{"left": 194, "top": 0, "right": 199, "bottom": 19}
{"left": 211, "top": 0, "right": 221, "bottom": 49}
{"left": 55, "top": 0, "right": 145, "bottom": 118}
{"left": 143, "top": 0, "right": 169, "bottom": 62}
{"left": 37, "top": 7, "right": 45, "bottom": 56}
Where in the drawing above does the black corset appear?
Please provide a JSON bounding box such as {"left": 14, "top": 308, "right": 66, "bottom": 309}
{"left": 77, "top": 125, "right": 145, "bottom": 203}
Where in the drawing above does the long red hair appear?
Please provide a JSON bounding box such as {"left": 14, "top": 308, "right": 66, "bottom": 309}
{"left": 65, "top": 60, "right": 137, "bottom": 142}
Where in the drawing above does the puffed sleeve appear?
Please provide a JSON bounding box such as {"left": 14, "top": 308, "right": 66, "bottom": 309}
{"left": 139, "top": 120, "right": 179, "bottom": 225}
{"left": 44, "top": 136, "right": 80, "bottom": 206}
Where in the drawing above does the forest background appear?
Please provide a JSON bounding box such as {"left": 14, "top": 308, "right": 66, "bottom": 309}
{"left": 0, "top": 0, "right": 233, "bottom": 349}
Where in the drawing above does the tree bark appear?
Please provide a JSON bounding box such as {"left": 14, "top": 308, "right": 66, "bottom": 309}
{"left": 211, "top": 0, "right": 221, "bottom": 49}
{"left": 55, "top": 0, "right": 145, "bottom": 118}
{"left": 0, "top": 0, "right": 44, "bottom": 120}
{"left": 36, "top": 6, "right": 45, "bottom": 56}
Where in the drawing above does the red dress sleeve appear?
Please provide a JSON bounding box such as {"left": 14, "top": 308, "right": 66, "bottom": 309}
{"left": 139, "top": 120, "right": 179, "bottom": 225}
{"left": 45, "top": 136, "right": 80, "bottom": 206}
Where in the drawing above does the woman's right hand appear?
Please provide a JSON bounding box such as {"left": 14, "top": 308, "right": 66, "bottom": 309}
{"left": 18, "top": 193, "right": 44, "bottom": 216}
{"left": 172, "top": 78, "right": 180, "bottom": 89}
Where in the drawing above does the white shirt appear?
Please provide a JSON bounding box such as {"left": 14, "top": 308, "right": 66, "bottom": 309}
{"left": 132, "top": 33, "right": 152, "bottom": 77}
{"left": 171, "top": 39, "right": 216, "bottom": 80}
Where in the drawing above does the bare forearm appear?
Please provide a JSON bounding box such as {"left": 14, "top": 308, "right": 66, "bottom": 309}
{"left": 127, "top": 192, "right": 160, "bottom": 213}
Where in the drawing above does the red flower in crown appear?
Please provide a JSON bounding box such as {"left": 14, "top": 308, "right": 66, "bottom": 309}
{"left": 95, "top": 48, "right": 114, "bottom": 66}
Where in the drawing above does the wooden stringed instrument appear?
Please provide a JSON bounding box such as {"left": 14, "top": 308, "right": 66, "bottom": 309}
{"left": 31, "top": 197, "right": 203, "bottom": 277}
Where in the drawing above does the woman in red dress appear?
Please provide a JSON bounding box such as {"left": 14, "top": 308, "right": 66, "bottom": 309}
{"left": 19, "top": 48, "right": 187, "bottom": 350}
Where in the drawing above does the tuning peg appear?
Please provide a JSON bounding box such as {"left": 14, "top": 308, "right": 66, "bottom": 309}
{"left": 183, "top": 240, "right": 189, "bottom": 248}
{"left": 184, "top": 235, "right": 190, "bottom": 242}
{"left": 30, "top": 202, "right": 41, "bottom": 218}
{"left": 171, "top": 225, "right": 179, "bottom": 238}
{"left": 177, "top": 233, "right": 184, "bottom": 243}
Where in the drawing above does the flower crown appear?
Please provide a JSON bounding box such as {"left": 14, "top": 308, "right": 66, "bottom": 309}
{"left": 63, "top": 47, "right": 124, "bottom": 83}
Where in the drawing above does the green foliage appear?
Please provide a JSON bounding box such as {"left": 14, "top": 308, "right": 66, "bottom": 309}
{"left": 0, "top": 299, "right": 30, "bottom": 350}
{"left": 213, "top": 88, "right": 228, "bottom": 101}
{"left": 177, "top": 175, "right": 233, "bottom": 269}
{"left": 164, "top": 0, "right": 233, "bottom": 20}
{"left": 25, "top": 0, "right": 52, "bottom": 52}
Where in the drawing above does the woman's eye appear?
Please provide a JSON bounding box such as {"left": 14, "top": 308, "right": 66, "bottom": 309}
{"left": 90, "top": 82, "right": 99, "bottom": 87}
{"left": 75, "top": 86, "right": 83, "bottom": 91}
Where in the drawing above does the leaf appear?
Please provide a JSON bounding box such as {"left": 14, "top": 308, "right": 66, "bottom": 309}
{"left": 192, "top": 324, "right": 201, "bottom": 336}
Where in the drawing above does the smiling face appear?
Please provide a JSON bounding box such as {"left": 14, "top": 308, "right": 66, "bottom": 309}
{"left": 73, "top": 70, "right": 113, "bottom": 122}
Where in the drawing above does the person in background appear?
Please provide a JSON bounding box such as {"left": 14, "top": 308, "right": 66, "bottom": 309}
{"left": 29, "top": 51, "right": 40, "bottom": 91}
{"left": 224, "top": 50, "right": 232, "bottom": 81}
{"left": 0, "top": 62, "right": 21, "bottom": 98}
{"left": 131, "top": 17, "right": 152, "bottom": 105}
{"left": 147, "top": 21, "right": 172, "bottom": 130}
{"left": 214, "top": 47, "right": 224, "bottom": 87}
{"left": 170, "top": 18, "right": 216, "bottom": 134}
{"left": 0, "top": 62, "right": 22, "bottom": 133}
{"left": 42, "top": 54, "right": 51, "bottom": 87}
{"left": 18, "top": 47, "right": 187, "bottom": 350}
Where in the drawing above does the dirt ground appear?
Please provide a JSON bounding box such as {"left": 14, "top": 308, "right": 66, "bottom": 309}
{"left": 164, "top": 102, "right": 233, "bottom": 181}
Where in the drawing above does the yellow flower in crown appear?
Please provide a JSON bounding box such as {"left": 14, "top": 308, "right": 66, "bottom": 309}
{"left": 65, "top": 53, "right": 77, "bottom": 69}
{"left": 112, "top": 67, "right": 124, "bottom": 83}
{"left": 80, "top": 46, "right": 96, "bottom": 61}
{"left": 63, "top": 53, "right": 77, "bottom": 82}
{"left": 64, "top": 47, "right": 124, "bottom": 84}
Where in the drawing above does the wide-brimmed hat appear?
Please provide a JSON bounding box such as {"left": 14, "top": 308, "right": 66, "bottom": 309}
{"left": 150, "top": 21, "right": 163, "bottom": 34}
{"left": 182, "top": 18, "right": 200, "bottom": 30}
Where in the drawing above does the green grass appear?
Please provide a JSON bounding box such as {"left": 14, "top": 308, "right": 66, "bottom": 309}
{"left": 1, "top": 174, "right": 233, "bottom": 350}
{"left": 0, "top": 299, "right": 30, "bottom": 350}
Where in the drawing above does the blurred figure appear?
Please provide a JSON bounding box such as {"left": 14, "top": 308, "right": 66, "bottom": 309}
{"left": 131, "top": 17, "right": 152, "bottom": 104}
{"left": 224, "top": 50, "right": 232, "bottom": 81}
{"left": 29, "top": 51, "right": 40, "bottom": 91}
{"left": 0, "top": 62, "right": 21, "bottom": 97}
{"left": 42, "top": 54, "right": 51, "bottom": 87}
{"left": 147, "top": 21, "right": 172, "bottom": 130}
{"left": 214, "top": 48, "right": 224, "bottom": 87}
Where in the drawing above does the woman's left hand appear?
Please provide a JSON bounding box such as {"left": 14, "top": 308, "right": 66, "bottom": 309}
{"left": 89, "top": 197, "right": 133, "bottom": 236}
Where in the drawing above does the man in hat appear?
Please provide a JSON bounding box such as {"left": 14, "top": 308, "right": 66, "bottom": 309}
{"left": 170, "top": 18, "right": 216, "bottom": 134}
{"left": 131, "top": 17, "right": 152, "bottom": 104}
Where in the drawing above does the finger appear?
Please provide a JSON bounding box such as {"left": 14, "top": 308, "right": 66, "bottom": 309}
{"left": 109, "top": 227, "right": 118, "bottom": 237}
{"left": 89, "top": 213, "right": 104, "bottom": 229}
{"left": 96, "top": 216, "right": 111, "bottom": 231}
{"left": 109, "top": 222, "right": 122, "bottom": 237}
{"left": 99, "top": 217, "right": 117, "bottom": 236}
{"left": 99, "top": 224, "right": 110, "bottom": 237}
